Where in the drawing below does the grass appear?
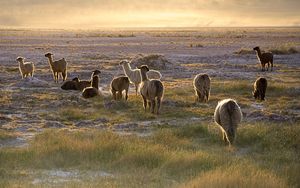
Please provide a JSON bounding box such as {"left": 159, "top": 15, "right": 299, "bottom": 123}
{"left": 269, "top": 45, "right": 299, "bottom": 55}
{"left": 0, "top": 130, "right": 17, "bottom": 141}
{"left": 234, "top": 48, "right": 255, "bottom": 55}
{"left": 234, "top": 45, "right": 299, "bottom": 55}
{"left": 0, "top": 122, "right": 299, "bottom": 187}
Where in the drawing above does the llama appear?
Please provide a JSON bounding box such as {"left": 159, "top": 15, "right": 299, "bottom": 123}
{"left": 214, "top": 99, "right": 243, "bottom": 146}
{"left": 110, "top": 76, "right": 130, "bottom": 100}
{"left": 119, "top": 60, "right": 162, "bottom": 95}
{"left": 138, "top": 65, "right": 164, "bottom": 114}
{"left": 61, "top": 77, "right": 78, "bottom": 90}
{"left": 253, "top": 77, "right": 268, "bottom": 101}
{"left": 16, "top": 57, "right": 35, "bottom": 79}
{"left": 82, "top": 75, "right": 99, "bottom": 98}
{"left": 45, "top": 52, "right": 68, "bottom": 83}
{"left": 193, "top": 74, "right": 211, "bottom": 102}
{"left": 72, "top": 70, "right": 101, "bottom": 91}
{"left": 253, "top": 46, "right": 273, "bottom": 71}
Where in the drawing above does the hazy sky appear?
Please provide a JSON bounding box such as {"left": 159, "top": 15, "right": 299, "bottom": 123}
{"left": 0, "top": 0, "right": 299, "bottom": 28}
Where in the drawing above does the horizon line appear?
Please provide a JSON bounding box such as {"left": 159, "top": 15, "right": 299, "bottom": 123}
{"left": 1, "top": 25, "right": 300, "bottom": 31}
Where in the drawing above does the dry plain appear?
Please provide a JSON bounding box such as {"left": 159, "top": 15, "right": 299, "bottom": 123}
{"left": 0, "top": 27, "right": 299, "bottom": 187}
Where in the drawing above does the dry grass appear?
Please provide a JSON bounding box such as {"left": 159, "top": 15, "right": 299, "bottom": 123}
{"left": 180, "top": 163, "right": 288, "bottom": 188}
{"left": 0, "top": 130, "right": 17, "bottom": 140}
{"left": 234, "top": 48, "right": 255, "bottom": 55}
{"left": 0, "top": 122, "right": 299, "bottom": 187}
{"left": 269, "top": 46, "right": 299, "bottom": 55}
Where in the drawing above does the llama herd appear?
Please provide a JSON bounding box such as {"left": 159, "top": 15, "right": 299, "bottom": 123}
{"left": 15, "top": 46, "right": 272, "bottom": 146}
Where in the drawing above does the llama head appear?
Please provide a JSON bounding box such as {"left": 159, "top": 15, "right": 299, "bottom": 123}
{"left": 44, "top": 52, "right": 53, "bottom": 57}
{"left": 72, "top": 76, "right": 80, "bottom": 82}
{"left": 253, "top": 46, "right": 260, "bottom": 51}
{"left": 252, "top": 91, "right": 259, "bottom": 99}
{"left": 119, "top": 60, "right": 130, "bottom": 65}
{"left": 138, "top": 65, "right": 149, "bottom": 72}
{"left": 92, "top": 70, "right": 101, "bottom": 76}
{"left": 16, "top": 57, "right": 24, "bottom": 62}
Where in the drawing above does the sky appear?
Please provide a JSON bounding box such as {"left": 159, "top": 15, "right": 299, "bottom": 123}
{"left": 0, "top": 0, "right": 299, "bottom": 29}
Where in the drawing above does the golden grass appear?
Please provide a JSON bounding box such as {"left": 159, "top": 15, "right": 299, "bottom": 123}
{"left": 0, "top": 122, "right": 299, "bottom": 187}
{"left": 0, "top": 130, "right": 17, "bottom": 140}
{"left": 180, "top": 163, "right": 288, "bottom": 188}
{"left": 0, "top": 90, "right": 12, "bottom": 105}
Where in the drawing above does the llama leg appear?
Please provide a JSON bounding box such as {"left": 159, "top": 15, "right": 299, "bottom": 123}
{"left": 205, "top": 90, "right": 209, "bottom": 102}
{"left": 112, "top": 90, "right": 116, "bottom": 100}
{"left": 267, "top": 62, "right": 270, "bottom": 71}
{"left": 150, "top": 99, "right": 155, "bottom": 114}
{"left": 118, "top": 92, "right": 122, "bottom": 100}
{"left": 148, "top": 101, "right": 151, "bottom": 110}
{"left": 125, "top": 89, "right": 128, "bottom": 101}
{"left": 62, "top": 70, "right": 67, "bottom": 81}
{"left": 115, "top": 92, "right": 119, "bottom": 100}
{"left": 61, "top": 72, "right": 64, "bottom": 82}
{"left": 194, "top": 91, "right": 198, "bottom": 103}
{"left": 261, "top": 92, "right": 265, "bottom": 101}
{"left": 142, "top": 95, "right": 147, "bottom": 111}
{"left": 56, "top": 73, "right": 59, "bottom": 83}
{"left": 135, "top": 83, "right": 139, "bottom": 95}
{"left": 270, "top": 59, "right": 273, "bottom": 71}
{"left": 53, "top": 72, "right": 57, "bottom": 82}
{"left": 52, "top": 72, "right": 56, "bottom": 82}
{"left": 156, "top": 97, "right": 161, "bottom": 115}
{"left": 222, "top": 131, "right": 227, "bottom": 144}
{"left": 196, "top": 90, "right": 201, "bottom": 102}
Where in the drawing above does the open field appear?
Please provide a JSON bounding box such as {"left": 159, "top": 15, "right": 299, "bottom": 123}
{"left": 0, "top": 27, "right": 300, "bottom": 187}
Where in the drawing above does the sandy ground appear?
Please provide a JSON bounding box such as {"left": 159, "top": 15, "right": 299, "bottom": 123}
{"left": 1, "top": 27, "right": 300, "bottom": 149}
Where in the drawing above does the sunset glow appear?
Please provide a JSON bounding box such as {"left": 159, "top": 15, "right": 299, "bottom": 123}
{"left": 0, "top": 0, "right": 299, "bottom": 29}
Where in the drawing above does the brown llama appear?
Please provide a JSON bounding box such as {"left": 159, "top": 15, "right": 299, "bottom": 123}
{"left": 253, "top": 77, "right": 268, "bottom": 101}
{"left": 253, "top": 46, "right": 273, "bottom": 71}
{"left": 138, "top": 65, "right": 164, "bottom": 114}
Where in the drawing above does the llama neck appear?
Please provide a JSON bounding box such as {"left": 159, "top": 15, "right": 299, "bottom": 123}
{"left": 255, "top": 49, "right": 262, "bottom": 59}
{"left": 140, "top": 70, "right": 149, "bottom": 82}
{"left": 47, "top": 56, "right": 54, "bottom": 67}
{"left": 92, "top": 77, "right": 99, "bottom": 89}
{"left": 18, "top": 60, "right": 25, "bottom": 67}
{"left": 122, "top": 63, "right": 132, "bottom": 75}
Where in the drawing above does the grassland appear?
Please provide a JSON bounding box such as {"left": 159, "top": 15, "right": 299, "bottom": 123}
{"left": 1, "top": 77, "right": 299, "bottom": 187}
{"left": 0, "top": 122, "right": 299, "bottom": 187}
{"left": 0, "top": 28, "right": 299, "bottom": 187}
